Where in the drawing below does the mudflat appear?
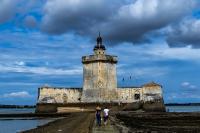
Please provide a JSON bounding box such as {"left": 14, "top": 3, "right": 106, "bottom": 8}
{"left": 115, "top": 112, "right": 200, "bottom": 133}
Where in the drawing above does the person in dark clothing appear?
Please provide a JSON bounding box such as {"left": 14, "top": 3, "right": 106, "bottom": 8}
{"left": 96, "top": 105, "right": 101, "bottom": 126}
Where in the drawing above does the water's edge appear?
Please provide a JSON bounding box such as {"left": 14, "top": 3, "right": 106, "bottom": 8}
{"left": 1, "top": 106, "right": 200, "bottom": 133}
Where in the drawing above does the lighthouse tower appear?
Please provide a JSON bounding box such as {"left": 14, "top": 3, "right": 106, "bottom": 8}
{"left": 81, "top": 34, "right": 118, "bottom": 103}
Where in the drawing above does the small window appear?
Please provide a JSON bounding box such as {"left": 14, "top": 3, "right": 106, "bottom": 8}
{"left": 134, "top": 94, "right": 140, "bottom": 100}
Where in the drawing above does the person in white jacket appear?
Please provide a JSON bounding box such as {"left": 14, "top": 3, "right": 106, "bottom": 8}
{"left": 103, "top": 107, "right": 109, "bottom": 125}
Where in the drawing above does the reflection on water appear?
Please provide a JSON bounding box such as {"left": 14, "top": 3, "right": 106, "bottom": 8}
{"left": 0, "top": 119, "right": 54, "bottom": 133}
{"left": 0, "top": 108, "right": 57, "bottom": 133}
{"left": 166, "top": 105, "right": 200, "bottom": 112}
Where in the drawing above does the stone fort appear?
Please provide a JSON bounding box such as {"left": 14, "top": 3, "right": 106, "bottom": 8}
{"left": 36, "top": 34, "right": 165, "bottom": 112}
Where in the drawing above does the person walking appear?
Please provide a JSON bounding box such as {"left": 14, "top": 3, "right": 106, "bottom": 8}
{"left": 103, "top": 106, "right": 109, "bottom": 125}
{"left": 96, "top": 105, "right": 101, "bottom": 126}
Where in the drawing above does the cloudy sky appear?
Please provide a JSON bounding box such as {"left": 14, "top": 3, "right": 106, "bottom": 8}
{"left": 0, "top": 0, "right": 200, "bottom": 105}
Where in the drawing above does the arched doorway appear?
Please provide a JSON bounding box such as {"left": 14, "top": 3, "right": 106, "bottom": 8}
{"left": 134, "top": 90, "right": 140, "bottom": 101}
{"left": 62, "top": 93, "right": 68, "bottom": 103}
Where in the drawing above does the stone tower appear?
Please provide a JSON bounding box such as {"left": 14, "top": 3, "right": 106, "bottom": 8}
{"left": 81, "top": 34, "right": 118, "bottom": 103}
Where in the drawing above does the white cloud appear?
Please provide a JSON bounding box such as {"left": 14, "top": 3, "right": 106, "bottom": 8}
{"left": 118, "top": 66, "right": 169, "bottom": 78}
{"left": 15, "top": 61, "right": 25, "bottom": 66}
{"left": 118, "top": 0, "right": 194, "bottom": 19}
{"left": 3, "top": 91, "right": 31, "bottom": 98}
{"left": 111, "top": 41, "right": 200, "bottom": 64}
{"left": 0, "top": 64, "right": 82, "bottom": 75}
{"left": 143, "top": 42, "right": 200, "bottom": 62}
{"left": 189, "top": 85, "right": 196, "bottom": 89}
{"left": 181, "top": 81, "right": 197, "bottom": 89}
{"left": 181, "top": 82, "right": 190, "bottom": 87}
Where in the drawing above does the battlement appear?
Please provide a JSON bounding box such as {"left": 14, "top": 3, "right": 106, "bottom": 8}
{"left": 82, "top": 54, "right": 117, "bottom": 64}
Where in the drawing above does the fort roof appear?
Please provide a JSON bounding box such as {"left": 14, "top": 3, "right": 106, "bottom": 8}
{"left": 117, "top": 86, "right": 141, "bottom": 89}
{"left": 142, "top": 82, "right": 161, "bottom": 87}
{"left": 93, "top": 32, "right": 106, "bottom": 51}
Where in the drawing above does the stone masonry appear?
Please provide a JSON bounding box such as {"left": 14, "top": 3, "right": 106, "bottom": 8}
{"left": 81, "top": 35, "right": 118, "bottom": 102}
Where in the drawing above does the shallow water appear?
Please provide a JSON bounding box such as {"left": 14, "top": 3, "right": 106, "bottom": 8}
{"left": 0, "top": 108, "right": 56, "bottom": 133}
{"left": 0, "top": 118, "right": 54, "bottom": 133}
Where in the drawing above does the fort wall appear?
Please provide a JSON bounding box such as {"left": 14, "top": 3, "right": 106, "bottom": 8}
{"left": 142, "top": 83, "right": 163, "bottom": 102}
{"left": 36, "top": 83, "right": 165, "bottom": 112}
{"left": 37, "top": 83, "right": 163, "bottom": 104}
{"left": 117, "top": 87, "right": 143, "bottom": 103}
{"left": 38, "top": 87, "right": 82, "bottom": 104}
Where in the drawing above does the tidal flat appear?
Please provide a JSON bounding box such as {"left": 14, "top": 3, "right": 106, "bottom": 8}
{"left": 1, "top": 107, "right": 200, "bottom": 133}
{"left": 21, "top": 111, "right": 200, "bottom": 133}
{"left": 115, "top": 112, "right": 200, "bottom": 133}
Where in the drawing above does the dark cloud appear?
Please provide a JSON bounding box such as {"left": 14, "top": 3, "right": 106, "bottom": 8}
{"left": 24, "top": 15, "right": 38, "bottom": 28}
{"left": 41, "top": 0, "right": 125, "bottom": 34}
{"left": 0, "top": 0, "right": 45, "bottom": 29}
{"left": 167, "top": 19, "right": 200, "bottom": 48}
{"left": 40, "top": 0, "right": 196, "bottom": 45}
{"left": 0, "top": 0, "right": 17, "bottom": 24}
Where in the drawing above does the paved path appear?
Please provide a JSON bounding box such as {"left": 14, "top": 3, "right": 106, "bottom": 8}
{"left": 92, "top": 118, "right": 119, "bottom": 133}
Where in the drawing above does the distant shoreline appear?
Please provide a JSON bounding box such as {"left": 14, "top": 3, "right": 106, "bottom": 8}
{"left": 0, "top": 104, "right": 35, "bottom": 108}
{"left": 165, "top": 103, "right": 200, "bottom": 106}
{"left": 0, "top": 103, "right": 200, "bottom": 108}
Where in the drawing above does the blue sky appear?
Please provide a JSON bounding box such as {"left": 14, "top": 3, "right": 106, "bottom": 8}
{"left": 0, "top": 0, "right": 200, "bottom": 105}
